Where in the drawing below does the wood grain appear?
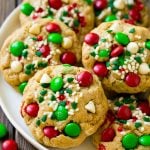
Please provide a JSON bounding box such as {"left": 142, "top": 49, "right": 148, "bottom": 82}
{"left": 0, "top": 0, "right": 37, "bottom": 149}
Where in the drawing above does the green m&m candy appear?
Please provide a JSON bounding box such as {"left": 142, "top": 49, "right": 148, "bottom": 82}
{"left": 18, "top": 82, "right": 28, "bottom": 94}
{"left": 122, "top": 133, "right": 138, "bottom": 149}
{"left": 10, "top": 41, "right": 25, "bottom": 56}
{"left": 21, "top": 3, "right": 35, "bottom": 16}
{"left": 50, "top": 77, "right": 64, "bottom": 92}
{"left": 47, "top": 33, "right": 63, "bottom": 44}
{"left": 54, "top": 106, "right": 68, "bottom": 121}
{"left": 139, "top": 135, "right": 150, "bottom": 146}
{"left": 98, "top": 49, "right": 110, "bottom": 58}
{"left": 0, "top": 123, "right": 8, "bottom": 138}
{"left": 115, "top": 32, "right": 130, "bottom": 46}
{"left": 145, "top": 40, "right": 150, "bottom": 50}
{"left": 64, "top": 122, "right": 81, "bottom": 137}
{"left": 105, "top": 15, "right": 117, "bottom": 22}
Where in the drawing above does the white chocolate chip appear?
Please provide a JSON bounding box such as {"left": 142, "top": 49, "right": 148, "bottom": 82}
{"left": 110, "top": 22, "right": 123, "bottom": 33}
{"left": 114, "top": 0, "right": 125, "bottom": 9}
{"left": 11, "top": 61, "right": 23, "bottom": 73}
{"left": 40, "top": 73, "right": 51, "bottom": 83}
{"left": 127, "top": 42, "right": 139, "bottom": 54}
{"left": 62, "top": 37, "right": 73, "bottom": 49}
{"left": 29, "top": 24, "right": 41, "bottom": 35}
{"left": 139, "top": 63, "right": 150, "bottom": 75}
{"left": 126, "top": 0, "right": 134, "bottom": 5}
{"left": 85, "top": 101, "right": 95, "bottom": 113}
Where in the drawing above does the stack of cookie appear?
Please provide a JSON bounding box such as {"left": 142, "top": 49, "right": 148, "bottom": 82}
{"left": 0, "top": 0, "right": 150, "bottom": 149}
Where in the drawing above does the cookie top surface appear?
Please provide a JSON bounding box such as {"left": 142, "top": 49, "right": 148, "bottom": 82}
{"left": 93, "top": 0, "right": 149, "bottom": 27}
{"left": 82, "top": 21, "right": 150, "bottom": 93}
{"left": 21, "top": 65, "right": 108, "bottom": 149}
{"left": 92, "top": 95, "right": 150, "bottom": 150}
{"left": 20, "top": 0, "right": 94, "bottom": 42}
{"left": 0, "top": 19, "right": 81, "bottom": 90}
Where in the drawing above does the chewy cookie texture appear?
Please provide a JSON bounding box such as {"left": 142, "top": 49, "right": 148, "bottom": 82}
{"left": 93, "top": 95, "right": 150, "bottom": 150}
{"left": 0, "top": 19, "right": 81, "bottom": 91}
{"left": 21, "top": 65, "right": 108, "bottom": 149}
{"left": 94, "top": 0, "right": 150, "bottom": 27}
{"left": 20, "top": 0, "right": 94, "bottom": 42}
{"left": 83, "top": 21, "right": 150, "bottom": 93}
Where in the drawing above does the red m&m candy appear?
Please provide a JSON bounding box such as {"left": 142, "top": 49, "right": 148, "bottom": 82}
{"left": 111, "top": 45, "right": 124, "bottom": 57}
{"left": 2, "top": 139, "right": 18, "bottom": 150}
{"left": 93, "top": 63, "right": 108, "bottom": 77}
{"left": 39, "top": 45, "right": 50, "bottom": 58}
{"left": 25, "top": 103, "right": 39, "bottom": 117}
{"left": 101, "top": 127, "right": 116, "bottom": 142}
{"left": 138, "top": 101, "right": 150, "bottom": 115}
{"left": 99, "top": 144, "right": 106, "bottom": 150}
{"left": 43, "top": 126, "right": 60, "bottom": 138}
{"left": 60, "top": 52, "right": 77, "bottom": 65}
{"left": 77, "top": 71, "right": 93, "bottom": 87}
{"left": 129, "top": 9, "right": 141, "bottom": 21}
{"left": 46, "top": 23, "right": 61, "bottom": 33}
{"left": 48, "top": 0, "right": 62, "bottom": 10}
{"left": 94, "top": 0, "right": 107, "bottom": 10}
{"left": 117, "top": 105, "right": 132, "bottom": 120}
{"left": 84, "top": 33, "right": 99, "bottom": 46}
{"left": 125, "top": 73, "right": 140, "bottom": 87}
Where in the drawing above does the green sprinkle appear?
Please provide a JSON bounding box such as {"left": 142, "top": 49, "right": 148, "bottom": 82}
{"left": 71, "top": 102, "right": 77, "bottom": 109}
{"left": 123, "top": 97, "right": 135, "bottom": 104}
{"left": 112, "top": 65, "right": 119, "bottom": 70}
{"left": 36, "top": 120, "right": 41, "bottom": 126}
{"left": 107, "top": 30, "right": 113, "bottom": 33}
{"left": 84, "top": 0, "right": 93, "bottom": 4}
{"left": 35, "top": 51, "right": 42, "bottom": 57}
{"left": 118, "top": 56, "right": 124, "bottom": 66}
{"left": 129, "top": 28, "right": 135, "bottom": 33}
{"left": 32, "top": 37, "right": 37, "bottom": 41}
{"left": 129, "top": 105, "right": 135, "bottom": 110}
{"left": 26, "top": 64, "right": 34, "bottom": 70}
{"left": 93, "top": 44, "right": 99, "bottom": 49}
{"left": 114, "top": 101, "right": 123, "bottom": 107}
{"left": 125, "top": 51, "right": 131, "bottom": 56}
{"left": 59, "top": 89, "right": 65, "bottom": 94}
{"left": 143, "top": 116, "right": 150, "bottom": 122}
{"left": 98, "top": 49, "right": 110, "bottom": 58}
{"left": 41, "top": 115, "right": 47, "bottom": 122}
{"left": 48, "top": 8, "right": 53, "bottom": 16}
{"left": 106, "top": 62, "right": 110, "bottom": 67}
{"left": 90, "top": 51, "right": 96, "bottom": 57}
{"left": 95, "top": 10, "right": 101, "bottom": 17}
{"left": 41, "top": 83, "right": 50, "bottom": 88}
{"left": 59, "top": 101, "right": 66, "bottom": 107}
{"left": 104, "top": 14, "right": 117, "bottom": 22}
{"left": 40, "top": 89, "right": 47, "bottom": 96}
{"left": 22, "top": 50, "right": 28, "bottom": 58}
{"left": 66, "top": 88, "right": 72, "bottom": 95}
{"left": 38, "top": 96, "right": 44, "bottom": 103}
{"left": 118, "top": 119, "right": 127, "bottom": 124}
{"left": 67, "top": 77, "right": 74, "bottom": 83}
{"left": 139, "top": 48, "right": 144, "bottom": 53}
{"left": 73, "top": 19, "right": 80, "bottom": 27}
{"left": 62, "top": 11, "right": 68, "bottom": 16}
{"left": 101, "top": 38, "right": 107, "bottom": 42}
{"left": 25, "top": 69, "right": 31, "bottom": 75}
{"left": 50, "top": 95, "right": 56, "bottom": 101}
{"left": 134, "top": 56, "right": 142, "bottom": 64}
{"left": 38, "top": 62, "right": 48, "bottom": 68}
{"left": 123, "top": 14, "right": 129, "bottom": 19}
{"left": 135, "top": 122, "right": 142, "bottom": 128}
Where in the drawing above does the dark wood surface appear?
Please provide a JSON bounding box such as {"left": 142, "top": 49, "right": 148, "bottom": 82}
{"left": 0, "top": 0, "right": 37, "bottom": 149}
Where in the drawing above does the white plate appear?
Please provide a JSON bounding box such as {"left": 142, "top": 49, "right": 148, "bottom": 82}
{"left": 0, "top": 7, "right": 95, "bottom": 150}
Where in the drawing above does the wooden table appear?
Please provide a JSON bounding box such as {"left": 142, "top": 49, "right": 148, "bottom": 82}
{"left": 0, "top": 0, "right": 36, "bottom": 149}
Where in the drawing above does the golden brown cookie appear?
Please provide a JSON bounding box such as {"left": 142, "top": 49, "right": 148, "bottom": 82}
{"left": 20, "top": 0, "right": 94, "bottom": 42}
{"left": 82, "top": 21, "right": 150, "bottom": 93}
{"left": 21, "top": 65, "right": 108, "bottom": 149}
{"left": 93, "top": 0, "right": 150, "bottom": 27}
{"left": 0, "top": 19, "right": 81, "bottom": 92}
{"left": 93, "top": 95, "right": 150, "bottom": 150}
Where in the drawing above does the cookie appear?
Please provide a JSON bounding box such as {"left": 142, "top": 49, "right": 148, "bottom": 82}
{"left": 0, "top": 19, "right": 81, "bottom": 91}
{"left": 93, "top": 95, "right": 150, "bottom": 150}
{"left": 93, "top": 0, "right": 150, "bottom": 27}
{"left": 20, "top": 0, "right": 94, "bottom": 42}
{"left": 82, "top": 21, "right": 150, "bottom": 93}
{"left": 20, "top": 65, "right": 108, "bottom": 149}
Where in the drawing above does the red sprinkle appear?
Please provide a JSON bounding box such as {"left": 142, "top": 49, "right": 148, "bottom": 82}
{"left": 60, "top": 52, "right": 77, "bottom": 65}
{"left": 36, "top": 8, "right": 43, "bottom": 13}
{"left": 46, "top": 23, "right": 61, "bottom": 33}
{"left": 117, "top": 105, "right": 132, "bottom": 120}
{"left": 37, "top": 35, "right": 43, "bottom": 41}
{"left": 93, "top": 63, "right": 108, "bottom": 77}
{"left": 77, "top": 71, "right": 93, "bottom": 87}
{"left": 84, "top": 33, "right": 99, "bottom": 46}
{"left": 39, "top": 45, "right": 51, "bottom": 58}
{"left": 117, "top": 124, "right": 123, "bottom": 132}
{"left": 129, "top": 8, "right": 141, "bottom": 21}
{"left": 25, "top": 103, "right": 39, "bottom": 117}
{"left": 43, "top": 126, "right": 60, "bottom": 138}
{"left": 32, "top": 13, "right": 38, "bottom": 20}
{"left": 132, "top": 116, "right": 137, "bottom": 122}
{"left": 99, "top": 144, "right": 106, "bottom": 150}
{"left": 2, "top": 140, "right": 18, "bottom": 150}
{"left": 94, "top": 0, "right": 107, "bottom": 10}
{"left": 111, "top": 45, "right": 124, "bottom": 57}
{"left": 101, "top": 127, "right": 116, "bottom": 142}
{"left": 125, "top": 73, "right": 140, "bottom": 87}
{"left": 58, "top": 95, "right": 66, "bottom": 101}
{"left": 48, "top": 0, "right": 62, "bottom": 10}
{"left": 138, "top": 101, "right": 150, "bottom": 115}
